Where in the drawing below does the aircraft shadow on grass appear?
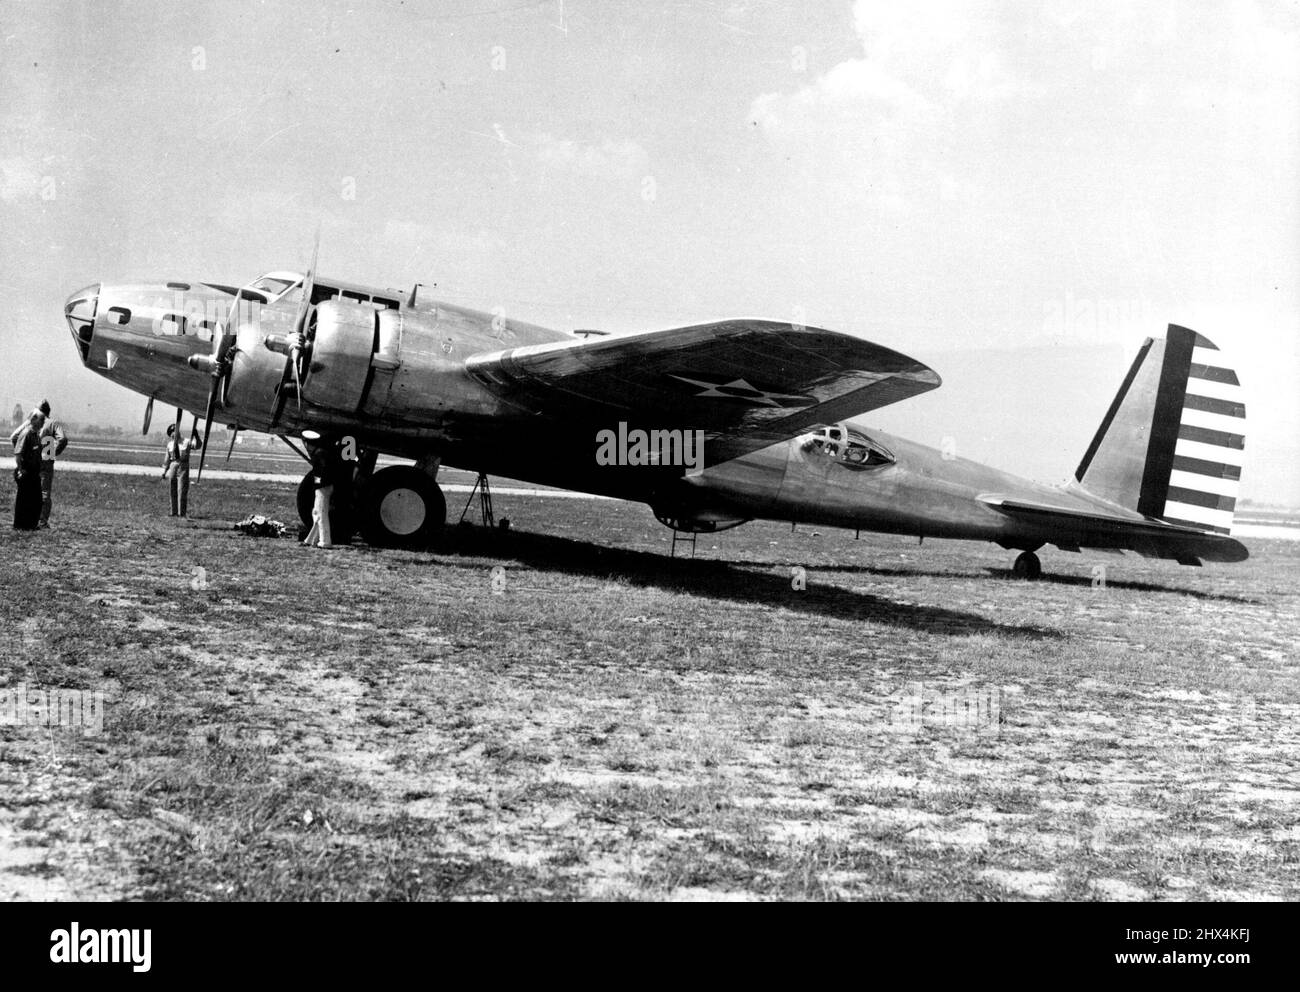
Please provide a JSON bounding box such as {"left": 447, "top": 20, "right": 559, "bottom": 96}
{"left": 705, "top": 557, "right": 1260, "bottom": 605}
{"left": 426, "top": 527, "right": 1065, "bottom": 640}
{"left": 983, "top": 568, "right": 1262, "bottom": 603}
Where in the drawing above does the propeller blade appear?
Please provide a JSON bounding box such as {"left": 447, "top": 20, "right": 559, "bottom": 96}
{"left": 272, "top": 228, "right": 321, "bottom": 427}
{"left": 225, "top": 427, "right": 239, "bottom": 463}
{"left": 302, "top": 226, "right": 320, "bottom": 311}
{"left": 292, "top": 230, "right": 319, "bottom": 411}
{"left": 195, "top": 381, "right": 219, "bottom": 482}
{"left": 221, "top": 283, "right": 248, "bottom": 340}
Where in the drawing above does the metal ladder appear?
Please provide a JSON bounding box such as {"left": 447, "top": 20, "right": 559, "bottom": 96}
{"left": 670, "top": 527, "right": 697, "bottom": 558}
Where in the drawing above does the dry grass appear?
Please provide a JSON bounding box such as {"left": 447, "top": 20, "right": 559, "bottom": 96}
{"left": 1, "top": 458, "right": 1297, "bottom": 901}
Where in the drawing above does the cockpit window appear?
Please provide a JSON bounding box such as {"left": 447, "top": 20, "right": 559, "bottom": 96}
{"left": 248, "top": 276, "right": 299, "bottom": 298}
{"left": 801, "top": 425, "right": 894, "bottom": 468}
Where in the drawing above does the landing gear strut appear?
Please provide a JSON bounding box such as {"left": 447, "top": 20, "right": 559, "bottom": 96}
{"left": 1012, "top": 551, "right": 1042, "bottom": 580}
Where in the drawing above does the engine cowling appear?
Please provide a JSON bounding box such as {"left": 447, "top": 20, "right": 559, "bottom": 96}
{"left": 300, "top": 300, "right": 378, "bottom": 413}
{"left": 224, "top": 305, "right": 296, "bottom": 419}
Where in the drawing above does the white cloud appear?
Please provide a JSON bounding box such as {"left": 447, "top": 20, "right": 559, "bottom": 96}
{"left": 532, "top": 134, "right": 650, "bottom": 180}
{"left": 748, "top": 0, "right": 1298, "bottom": 213}
{"left": 752, "top": 0, "right": 1024, "bottom": 132}
{"left": 746, "top": 1, "right": 1028, "bottom": 212}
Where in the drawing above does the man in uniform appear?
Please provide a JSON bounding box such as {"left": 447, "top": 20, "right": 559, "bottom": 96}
{"left": 33, "top": 400, "right": 68, "bottom": 528}
{"left": 300, "top": 430, "right": 337, "bottom": 549}
{"left": 161, "top": 423, "right": 202, "bottom": 517}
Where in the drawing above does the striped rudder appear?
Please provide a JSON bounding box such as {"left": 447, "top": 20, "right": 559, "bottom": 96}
{"left": 1158, "top": 329, "right": 1244, "bottom": 534}
{"left": 1075, "top": 325, "right": 1244, "bottom": 534}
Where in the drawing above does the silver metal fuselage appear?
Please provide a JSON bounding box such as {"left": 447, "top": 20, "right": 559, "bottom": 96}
{"left": 62, "top": 277, "right": 1145, "bottom": 553}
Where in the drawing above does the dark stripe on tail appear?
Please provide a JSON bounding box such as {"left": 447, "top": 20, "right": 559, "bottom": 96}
{"left": 1171, "top": 455, "right": 1242, "bottom": 480}
{"left": 1184, "top": 393, "right": 1246, "bottom": 418}
{"left": 1189, "top": 363, "right": 1239, "bottom": 385}
{"left": 1136, "top": 325, "right": 1195, "bottom": 517}
{"left": 1166, "top": 486, "right": 1237, "bottom": 512}
{"left": 1179, "top": 424, "right": 1245, "bottom": 449}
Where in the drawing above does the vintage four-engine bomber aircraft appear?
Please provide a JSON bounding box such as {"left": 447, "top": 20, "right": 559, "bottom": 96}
{"left": 61, "top": 262, "right": 1247, "bottom": 577}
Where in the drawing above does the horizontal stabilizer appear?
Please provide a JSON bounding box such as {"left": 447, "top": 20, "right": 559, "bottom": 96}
{"left": 979, "top": 494, "right": 1248, "bottom": 563}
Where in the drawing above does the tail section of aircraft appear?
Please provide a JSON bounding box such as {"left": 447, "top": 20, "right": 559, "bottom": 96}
{"left": 1074, "top": 325, "right": 1244, "bottom": 535}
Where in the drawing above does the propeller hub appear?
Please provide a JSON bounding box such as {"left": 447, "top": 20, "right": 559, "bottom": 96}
{"left": 264, "top": 334, "right": 293, "bottom": 356}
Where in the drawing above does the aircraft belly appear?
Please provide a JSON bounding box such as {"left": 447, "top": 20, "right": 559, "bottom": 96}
{"left": 694, "top": 445, "right": 788, "bottom": 508}
{"left": 694, "top": 438, "right": 1046, "bottom": 542}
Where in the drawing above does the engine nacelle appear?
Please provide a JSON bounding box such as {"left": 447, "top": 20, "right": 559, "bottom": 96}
{"left": 301, "top": 300, "right": 378, "bottom": 413}
{"left": 225, "top": 305, "right": 296, "bottom": 418}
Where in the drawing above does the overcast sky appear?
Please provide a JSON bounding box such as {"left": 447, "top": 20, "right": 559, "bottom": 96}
{"left": 2, "top": 0, "right": 1297, "bottom": 502}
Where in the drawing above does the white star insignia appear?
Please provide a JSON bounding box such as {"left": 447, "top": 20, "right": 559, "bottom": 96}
{"left": 667, "top": 374, "right": 813, "bottom": 407}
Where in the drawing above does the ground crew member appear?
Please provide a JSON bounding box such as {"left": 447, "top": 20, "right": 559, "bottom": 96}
{"left": 11, "top": 409, "right": 45, "bottom": 530}
{"left": 33, "top": 400, "right": 68, "bottom": 528}
{"left": 161, "top": 423, "right": 202, "bottom": 517}
{"left": 301, "top": 430, "right": 336, "bottom": 549}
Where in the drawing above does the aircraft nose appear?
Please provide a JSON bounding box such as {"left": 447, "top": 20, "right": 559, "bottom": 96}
{"left": 64, "top": 283, "right": 100, "bottom": 363}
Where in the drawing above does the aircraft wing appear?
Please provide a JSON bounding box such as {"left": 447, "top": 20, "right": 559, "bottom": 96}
{"left": 978, "top": 495, "right": 1249, "bottom": 563}
{"left": 465, "top": 319, "right": 940, "bottom": 464}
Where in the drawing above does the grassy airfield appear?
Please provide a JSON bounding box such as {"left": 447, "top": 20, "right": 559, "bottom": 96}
{"left": 1, "top": 461, "right": 1297, "bottom": 901}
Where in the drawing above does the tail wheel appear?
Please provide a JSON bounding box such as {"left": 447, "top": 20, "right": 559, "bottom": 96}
{"left": 295, "top": 470, "right": 355, "bottom": 543}
{"left": 1012, "top": 551, "right": 1042, "bottom": 580}
{"left": 359, "top": 466, "right": 445, "bottom": 549}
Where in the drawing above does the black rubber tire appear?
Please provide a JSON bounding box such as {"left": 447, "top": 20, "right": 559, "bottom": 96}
{"left": 296, "top": 470, "right": 354, "bottom": 544}
{"left": 358, "top": 466, "right": 445, "bottom": 549}
{"left": 1012, "top": 551, "right": 1042, "bottom": 580}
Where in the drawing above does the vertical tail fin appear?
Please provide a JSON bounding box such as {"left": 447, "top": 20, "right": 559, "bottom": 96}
{"left": 1075, "top": 325, "right": 1244, "bottom": 534}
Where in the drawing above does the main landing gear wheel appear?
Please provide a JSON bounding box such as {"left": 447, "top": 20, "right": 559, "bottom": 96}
{"left": 1012, "top": 551, "right": 1042, "bottom": 580}
{"left": 296, "top": 470, "right": 355, "bottom": 544}
{"left": 358, "top": 466, "right": 445, "bottom": 549}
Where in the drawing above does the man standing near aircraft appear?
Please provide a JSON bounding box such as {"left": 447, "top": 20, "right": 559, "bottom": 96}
{"left": 33, "top": 400, "right": 68, "bottom": 528}
{"left": 11, "top": 408, "right": 45, "bottom": 530}
{"left": 161, "top": 423, "right": 202, "bottom": 517}
{"left": 300, "top": 430, "right": 336, "bottom": 549}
